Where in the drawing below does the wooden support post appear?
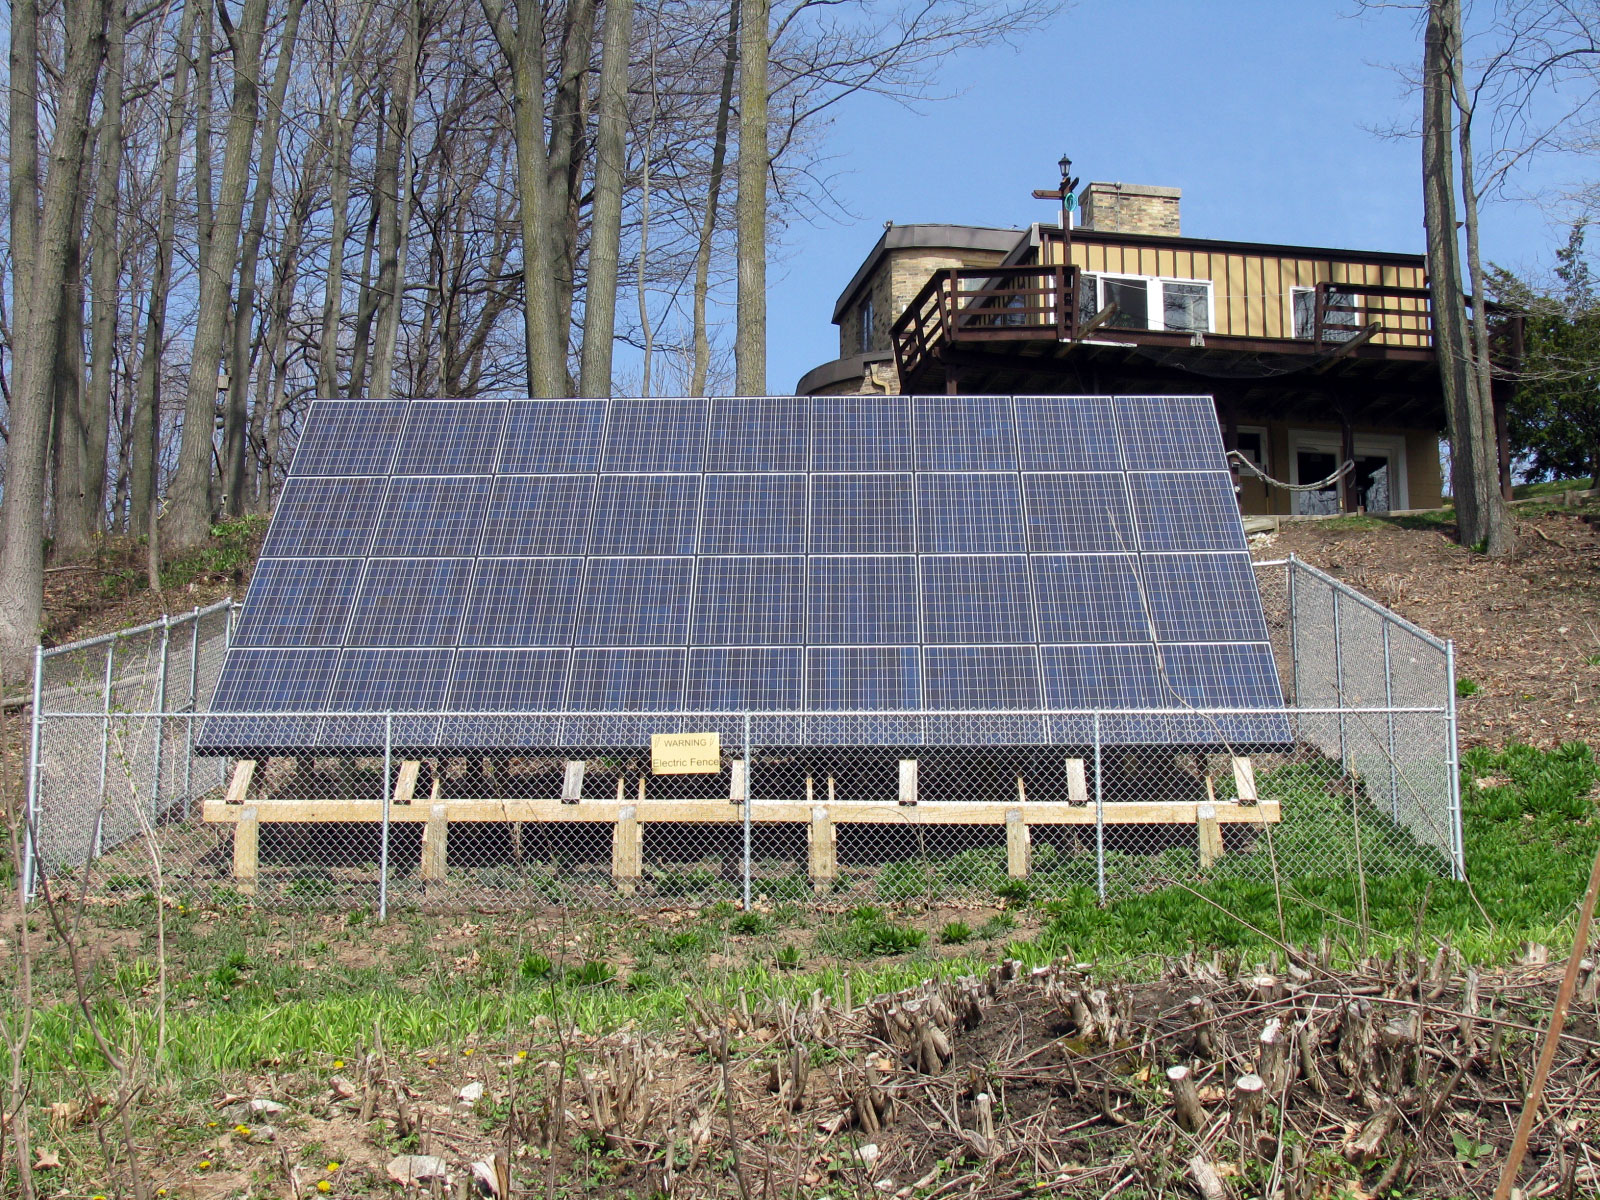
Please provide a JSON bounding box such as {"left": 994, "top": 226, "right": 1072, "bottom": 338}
{"left": 233, "top": 805, "right": 259, "bottom": 895}
{"left": 422, "top": 803, "right": 448, "bottom": 883}
{"left": 1066, "top": 757, "right": 1088, "bottom": 806}
{"left": 1339, "top": 407, "right": 1357, "bottom": 513}
{"left": 616, "top": 775, "right": 626, "bottom": 801}
{"left": 612, "top": 804, "right": 642, "bottom": 896}
{"left": 225, "top": 759, "right": 257, "bottom": 806}
{"left": 392, "top": 760, "right": 420, "bottom": 805}
{"left": 809, "top": 805, "right": 837, "bottom": 893}
{"left": 1232, "top": 757, "right": 1258, "bottom": 805}
{"left": 561, "top": 760, "right": 586, "bottom": 804}
{"left": 1016, "top": 774, "right": 1027, "bottom": 803}
{"left": 730, "top": 759, "right": 747, "bottom": 804}
{"left": 1196, "top": 801, "right": 1224, "bottom": 869}
{"left": 1006, "top": 808, "right": 1031, "bottom": 878}
{"left": 898, "top": 759, "right": 918, "bottom": 806}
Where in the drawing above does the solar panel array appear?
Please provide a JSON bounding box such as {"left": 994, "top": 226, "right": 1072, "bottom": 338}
{"left": 198, "top": 395, "right": 1288, "bottom": 751}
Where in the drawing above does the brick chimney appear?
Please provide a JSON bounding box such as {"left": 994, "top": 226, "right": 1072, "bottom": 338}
{"left": 1079, "top": 182, "right": 1181, "bottom": 236}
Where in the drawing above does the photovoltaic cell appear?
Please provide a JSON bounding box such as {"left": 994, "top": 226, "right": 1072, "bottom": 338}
{"left": 914, "top": 395, "right": 1018, "bottom": 470}
{"left": 1015, "top": 396, "right": 1122, "bottom": 471}
{"left": 708, "top": 398, "right": 809, "bottom": 470}
{"left": 699, "top": 474, "right": 806, "bottom": 554}
{"left": 1030, "top": 555, "right": 1150, "bottom": 643}
{"left": 917, "top": 474, "right": 1025, "bottom": 553}
{"left": 601, "top": 397, "right": 708, "bottom": 472}
{"left": 806, "top": 646, "right": 920, "bottom": 710}
{"left": 288, "top": 400, "right": 408, "bottom": 476}
{"left": 346, "top": 558, "right": 474, "bottom": 646}
{"left": 479, "top": 476, "right": 593, "bottom": 556}
{"left": 1114, "top": 395, "right": 1229, "bottom": 471}
{"left": 924, "top": 646, "right": 1041, "bottom": 709}
{"left": 686, "top": 647, "right": 803, "bottom": 709}
{"left": 230, "top": 558, "right": 365, "bottom": 647}
{"left": 1128, "top": 472, "right": 1246, "bottom": 552}
{"left": 588, "top": 475, "right": 700, "bottom": 554}
{"left": 262, "top": 478, "right": 388, "bottom": 557}
{"left": 204, "top": 393, "right": 1287, "bottom": 751}
{"left": 498, "top": 400, "right": 605, "bottom": 473}
{"left": 395, "top": 400, "right": 506, "bottom": 475}
{"left": 809, "top": 474, "right": 914, "bottom": 553}
{"left": 920, "top": 556, "right": 1034, "bottom": 643}
{"left": 691, "top": 556, "right": 804, "bottom": 645}
{"left": 807, "top": 557, "right": 917, "bottom": 644}
{"left": 1022, "top": 473, "right": 1135, "bottom": 554}
{"left": 369, "top": 476, "right": 491, "bottom": 556}
{"left": 575, "top": 558, "right": 692, "bottom": 646}
{"left": 811, "top": 396, "right": 911, "bottom": 471}
{"left": 460, "top": 558, "right": 582, "bottom": 646}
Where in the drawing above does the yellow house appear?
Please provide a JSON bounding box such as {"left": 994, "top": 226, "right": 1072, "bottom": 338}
{"left": 796, "top": 182, "right": 1520, "bottom": 517}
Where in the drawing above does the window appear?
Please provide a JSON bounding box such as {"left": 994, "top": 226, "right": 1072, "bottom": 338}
{"left": 1233, "top": 428, "right": 1267, "bottom": 472}
{"left": 859, "top": 297, "right": 875, "bottom": 350}
{"left": 1079, "top": 273, "right": 1212, "bottom": 333}
{"left": 1291, "top": 286, "right": 1360, "bottom": 342}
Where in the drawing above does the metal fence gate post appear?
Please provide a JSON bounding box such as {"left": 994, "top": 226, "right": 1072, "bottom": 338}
{"left": 380, "top": 714, "right": 393, "bottom": 920}
{"left": 1332, "top": 588, "right": 1348, "bottom": 771}
{"left": 1093, "top": 712, "right": 1105, "bottom": 903}
{"left": 149, "top": 616, "right": 170, "bottom": 822}
{"left": 742, "top": 713, "right": 752, "bottom": 911}
{"left": 23, "top": 645, "right": 44, "bottom": 900}
{"left": 184, "top": 606, "right": 200, "bottom": 797}
{"left": 1382, "top": 621, "right": 1399, "bottom": 820}
{"left": 1287, "top": 555, "right": 1299, "bottom": 704}
{"left": 1444, "top": 641, "right": 1465, "bottom": 881}
{"left": 95, "top": 640, "right": 114, "bottom": 858}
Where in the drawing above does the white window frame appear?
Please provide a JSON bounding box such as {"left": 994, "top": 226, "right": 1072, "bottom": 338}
{"left": 1289, "top": 285, "right": 1360, "bottom": 341}
{"left": 1233, "top": 424, "right": 1269, "bottom": 474}
{"left": 1287, "top": 429, "right": 1409, "bottom": 515}
{"left": 1082, "top": 272, "right": 1215, "bottom": 334}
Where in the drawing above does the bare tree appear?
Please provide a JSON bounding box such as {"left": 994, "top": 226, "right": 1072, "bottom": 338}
{"left": 735, "top": 0, "right": 768, "bottom": 395}
{"left": 578, "top": 0, "right": 635, "bottom": 396}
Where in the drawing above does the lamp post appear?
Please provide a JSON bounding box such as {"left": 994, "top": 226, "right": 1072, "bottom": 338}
{"left": 1033, "top": 153, "right": 1079, "bottom": 268}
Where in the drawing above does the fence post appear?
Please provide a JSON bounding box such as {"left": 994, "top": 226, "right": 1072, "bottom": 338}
{"left": 184, "top": 606, "right": 200, "bottom": 797}
{"left": 149, "top": 616, "right": 170, "bottom": 823}
{"left": 23, "top": 645, "right": 44, "bottom": 900}
{"left": 1382, "top": 621, "right": 1399, "bottom": 820}
{"left": 1093, "top": 711, "right": 1105, "bottom": 903}
{"left": 1444, "top": 641, "right": 1465, "bottom": 881}
{"left": 1332, "top": 588, "right": 1348, "bottom": 771}
{"left": 95, "top": 640, "right": 114, "bottom": 858}
{"left": 1286, "top": 557, "right": 1299, "bottom": 704}
{"left": 742, "top": 713, "right": 752, "bottom": 911}
{"left": 380, "top": 714, "right": 393, "bottom": 920}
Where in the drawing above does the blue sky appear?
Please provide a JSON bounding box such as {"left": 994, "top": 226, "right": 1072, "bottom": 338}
{"left": 765, "top": 0, "right": 1581, "bottom": 393}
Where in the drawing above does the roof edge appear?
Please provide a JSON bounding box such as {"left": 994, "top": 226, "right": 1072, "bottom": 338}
{"left": 830, "top": 224, "right": 1028, "bottom": 323}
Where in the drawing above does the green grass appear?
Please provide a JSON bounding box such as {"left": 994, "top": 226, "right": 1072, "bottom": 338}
{"left": 1512, "top": 476, "right": 1593, "bottom": 498}
{"left": 9, "top": 742, "right": 1597, "bottom": 1082}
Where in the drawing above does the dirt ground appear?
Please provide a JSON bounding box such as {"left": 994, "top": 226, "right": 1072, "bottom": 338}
{"left": 1258, "top": 504, "right": 1600, "bottom": 751}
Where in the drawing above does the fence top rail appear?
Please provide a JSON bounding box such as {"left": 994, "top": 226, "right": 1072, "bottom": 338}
{"left": 1278, "top": 554, "right": 1450, "bottom": 653}
{"left": 39, "top": 597, "right": 236, "bottom": 659}
{"left": 39, "top": 704, "right": 1451, "bottom": 720}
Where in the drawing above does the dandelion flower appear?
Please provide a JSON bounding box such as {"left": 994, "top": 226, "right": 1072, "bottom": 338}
{"left": 234, "top": 1124, "right": 252, "bottom": 1137}
{"left": 197, "top": 1160, "right": 212, "bottom": 1171}
{"left": 332, "top": 1058, "right": 345, "bottom": 1068}
{"left": 93, "top": 1193, "right": 107, "bottom": 1199}
{"left": 516, "top": 1050, "right": 528, "bottom": 1061}
{"left": 462, "top": 1048, "right": 474, "bottom": 1056}
{"left": 327, "top": 1162, "right": 341, "bottom": 1172}
{"left": 317, "top": 1182, "right": 332, "bottom": 1193}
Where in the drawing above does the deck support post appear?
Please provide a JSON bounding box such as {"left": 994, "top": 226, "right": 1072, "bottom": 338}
{"left": 233, "top": 805, "right": 259, "bottom": 894}
{"left": 1006, "top": 808, "right": 1031, "bottom": 878}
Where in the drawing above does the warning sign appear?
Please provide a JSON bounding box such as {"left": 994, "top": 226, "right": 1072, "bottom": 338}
{"left": 651, "top": 731, "right": 721, "bottom": 775}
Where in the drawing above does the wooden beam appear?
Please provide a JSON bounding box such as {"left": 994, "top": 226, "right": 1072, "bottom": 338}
{"left": 612, "top": 804, "right": 642, "bottom": 895}
{"left": 1232, "top": 757, "right": 1258, "bottom": 805}
{"left": 202, "top": 797, "right": 1282, "bottom": 827}
{"left": 392, "top": 760, "right": 421, "bottom": 805}
{"left": 1006, "top": 808, "right": 1031, "bottom": 878}
{"left": 224, "top": 759, "right": 256, "bottom": 807}
{"left": 1196, "top": 801, "right": 1224, "bottom": 869}
{"left": 421, "top": 803, "right": 448, "bottom": 882}
{"left": 1312, "top": 321, "right": 1383, "bottom": 372}
{"left": 730, "top": 759, "right": 747, "bottom": 804}
{"left": 233, "top": 805, "right": 259, "bottom": 895}
{"left": 898, "top": 760, "right": 918, "bottom": 806}
{"left": 1060, "top": 302, "right": 1118, "bottom": 353}
{"left": 809, "top": 805, "right": 837, "bottom": 892}
{"left": 1066, "top": 758, "right": 1089, "bottom": 806}
{"left": 561, "top": 760, "right": 585, "bottom": 804}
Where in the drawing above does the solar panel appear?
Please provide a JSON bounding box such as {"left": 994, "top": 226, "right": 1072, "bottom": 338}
{"left": 201, "top": 395, "right": 1287, "bottom": 752}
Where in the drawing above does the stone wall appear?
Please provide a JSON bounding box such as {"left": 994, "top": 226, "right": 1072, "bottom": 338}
{"left": 1079, "top": 182, "right": 1181, "bottom": 237}
{"left": 841, "top": 247, "right": 1011, "bottom": 357}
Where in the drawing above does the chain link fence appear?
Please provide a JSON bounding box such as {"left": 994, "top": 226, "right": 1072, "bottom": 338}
{"left": 23, "top": 557, "right": 1461, "bottom": 911}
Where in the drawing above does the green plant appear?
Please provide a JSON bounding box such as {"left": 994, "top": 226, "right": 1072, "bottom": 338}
{"left": 939, "top": 921, "right": 972, "bottom": 944}
{"left": 1456, "top": 676, "right": 1481, "bottom": 698}
{"left": 877, "top": 860, "right": 933, "bottom": 902}
{"left": 729, "top": 911, "right": 770, "bottom": 935}
{"left": 994, "top": 879, "right": 1032, "bottom": 906}
{"left": 519, "top": 953, "right": 554, "bottom": 981}
{"left": 568, "top": 960, "right": 616, "bottom": 988}
{"left": 283, "top": 870, "right": 335, "bottom": 898}
{"left": 977, "top": 912, "right": 1017, "bottom": 939}
{"left": 774, "top": 944, "right": 803, "bottom": 970}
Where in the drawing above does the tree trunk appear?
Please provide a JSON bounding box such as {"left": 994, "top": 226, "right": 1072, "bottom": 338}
{"left": 1448, "top": 18, "right": 1514, "bottom": 556}
{"left": 691, "top": 0, "right": 738, "bottom": 397}
{"left": 224, "top": 0, "right": 306, "bottom": 514}
{"left": 8, "top": 0, "right": 40, "bottom": 361}
{"left": 49, "top": 186, "right": 89, "bottom": 557}
{"left": 347, "top": 103, "right": 387, "bottom": 397}
{"left": 0, "top": 0, "right": 111, "bottom": 669}
{"left": 577, "top": 0, "right": 633, "bottom": 398}
{"left": 130, "top": 0, "right": 201, "bottom": 537}
{"left": 164, "top": 0, "right": 271, "bottom": 550}
{"left": 735, "top": 0, "right": 768, "bottom": 396}
{"left": 482, "top": 0, "right": 563, "bottom": 397}
{"left": 371, "top": 0, "right": 422, "bottom": 399}
{"left": 1422, "top": 0, "right": 1483, "bottom": 547}
{"left": 194, "top": 0, "right": 215, "bottom": 271}
{"left": 83, "top": 0, "right": 127, "bottom": 542}
{"left": 549, "top": 0, "right": 596, "bottom": 371}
